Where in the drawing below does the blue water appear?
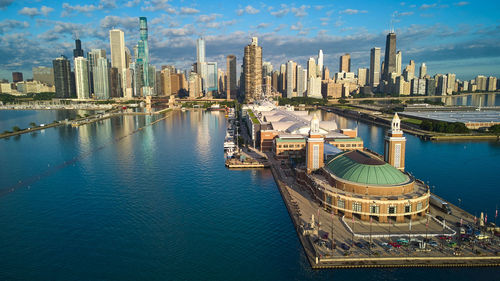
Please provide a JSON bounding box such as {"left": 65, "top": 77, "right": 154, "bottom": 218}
{"left": 0, "top": 109, "right": 499, "bottom": 280}
{"left": 0, "top": 110, "right": 95, "bottom": 132}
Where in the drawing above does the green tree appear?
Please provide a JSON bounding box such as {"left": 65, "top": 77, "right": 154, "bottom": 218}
{"left": 29, "top": 122, "right": 36, "bottom": 127}
{"left": 12, "top": 126, "right": 21, "bottom": 132}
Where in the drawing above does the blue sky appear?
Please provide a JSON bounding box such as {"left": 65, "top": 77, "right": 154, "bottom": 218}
{"left": 1, "top": 0, "right": 499, "bottom": 81}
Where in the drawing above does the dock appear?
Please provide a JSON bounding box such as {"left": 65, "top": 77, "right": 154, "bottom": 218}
{"left": 267, "top": 156, "right": 500, "bottom": 269}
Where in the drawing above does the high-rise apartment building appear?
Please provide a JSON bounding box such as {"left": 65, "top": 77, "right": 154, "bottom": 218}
{"left": 419, "top": 63, "right": 427, "bottom": 79}
{"left": 74, "top": 57, "right": 89, "bottom": 99}
{"left": 87, "top": 49, "right": 106, "bottom": 95}
{"left": 12, "top": 72, "right": 23, "bottom": 83}
{"left": 307, "top": 57, "right": 316, "bottom": 79}
{"left": 317, "top": 50, "right": 323, "bottom": 78}
{"left": 243, "top": 37, "right": 262, "bottom": 100}
{"left": 196, "top": 38, "right": 205, "bottom": 63}
{"left": 73, "top": 39, "right": 84, "bottom": 58}
{"left": 339, "top": 53, "right": 351, "bottom": 72}
{"left": 447, "top": 73, "right": 456, "bottom": 94}
{"left": 226, "top": 55, "right": 237, "bottom": 99}
{"left": 95, "top": 57, "right": 110, "bottom": 99}
{"left": 395, "top": 51, "right": 402, "bottom": 76}
{"left": 487, "top": 76, "right": 497, "bottom": 91}
{"left": 32, "top": 66, "right": 54, "bottom": 86}
{"left": 262, "top": 62, "right": 273, "bottom": 77}
{"left": 53, "top": 55, "right": 73, "bottom": 98}
{"left": 110, "top": 29, "right": 126, "bottom": 73}
{"left": 137, "top": 17, "right": 152, "bottom": 95}
{"left": 370, "top": 47, "right": 381, "bottom": 87}
{"left": 357, "top": 68, "right": 368, "bottom": 86}
{"left": 296, "top": 65, "right": 306, "bottom": 97}
{"left": 475, "top": 75, "right": 487, "bottom": 91}
{"left": 383, "top": 32, "right": 396, "bottom": 81}
{"left": 286, "top": 60, "right": 294, "bottom": 98}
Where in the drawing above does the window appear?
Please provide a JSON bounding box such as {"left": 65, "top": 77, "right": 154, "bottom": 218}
{"left": 338, "top": 199, "right": 345, "bottom": 209}
{"left": 353, "top": 202, "right": 362, "bottom": 212}
{"left": 394, "top": 143, "right": 401, "bottom": 168}
{"left": 326, "top": 195, "right": 332, "bottom": 205}
{"left": 313, "top": 144, "right": 319, "bottom": 169}
{"left": 417, "top": 202, "right": 422, "bottom": 211}
{"left": 388, "top": 206, "right": 396, "bottom": 214}
{"left": 405, "top": 204, "right": 412, "bottom": 213}
{"left": 370, "top": 205, "right": 379, "bottom": 214}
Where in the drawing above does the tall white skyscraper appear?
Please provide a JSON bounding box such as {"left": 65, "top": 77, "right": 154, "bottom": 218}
{"left": 317, "top": 50, "right": 323, "bottom": 77}
{"left": 307, "top": 57, "right": 316, "bottom": 79}
{"left": 396, "top": 51, "right": 402, "bottom": 76}
{"left": 419, "top": 63, "right": 427, "bottom": 79}
{"left": 296, "top": 65, "right": 305, "bottom": 97}
{"left": 197, "top": 37, "right": 205, "bottom": 63}
{"left": 370, "top": 47, "right": 381, "bottom": 87}
{"left": 109, "top": 29, "right": 126, "bottom": 72}
{"left": 286, "top": 60, "right": 294, "bottom": 98}
{"left": 95, "top": 57, "right": 110, "bottom": 99}
{"left": 74, "top": 57, "right": 89, "bottom": 99}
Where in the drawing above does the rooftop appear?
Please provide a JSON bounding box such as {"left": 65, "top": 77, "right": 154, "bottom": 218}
{"left": 325, "top": 150, "right": 410, "bottom": 186}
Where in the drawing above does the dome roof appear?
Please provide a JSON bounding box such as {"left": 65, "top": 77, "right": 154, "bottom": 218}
{"left": 325, "top": 150, "right": 410, "bottom": 186}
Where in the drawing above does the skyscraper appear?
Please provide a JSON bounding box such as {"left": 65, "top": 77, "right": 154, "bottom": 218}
{"left": 369, "top": 47, "right": 381, "bottom": 87}
{"left": 74, "top": 56, "right": 89, "bottom": 99}
{"left": 53, "top": 55, "right": 73, "bottom": 98}
{"left": 286, "top": 60, "right": 294, "bottom": 98}
{"left": 32, "top": 66, "right": 54, "bottom": 86}
{"left": 357, "top": 68, "right": 368, "bottom": 86}
{"left": 317, "top": 50, "right": 323, "bottom": 77}
{"left": 12, "top": 72, "right": 23, "bottom": 83}
{"left": 197, "top": 38, "right": 205, "bottom": 63}
{"left": 226, "top": 55, "right": 237, "bottom": 100}
{"left": 243, "top": 37, "right": 262, "bottom": 100}
{"left": 95, "top": 57, "right": 110, "bottom": 99}
{"left": 339, "top": 53, "right": 351, "bottom": 72}
{"left": 419, "top": 63, "right": 427, "bottom": 79}
{"left": 110, "top": 29, "right": 126, "bottom": 72}
{"left": 396, "top": 51, "right": 402, "bottom": 76}
{"left": 137, "top": 17, "right": 152, "bottom": 96}
{"left": 307, "top": 57, "right": 316, "bottom": 79}
{"left": 73, "top": 39, "right": 84, "bottom": 58}
{"left": 383, "top": 32, "right": 396, "bottom": 81}
{"left": 296, "top": 65, "right": 305, "bottom": 97}
{"left": 87, "top": 49, "right": 106, "bottom": 96}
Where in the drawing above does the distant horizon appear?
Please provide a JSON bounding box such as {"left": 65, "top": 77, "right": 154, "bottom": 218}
{"left": 1, "top": 0, "right": 499, "bottom": 81}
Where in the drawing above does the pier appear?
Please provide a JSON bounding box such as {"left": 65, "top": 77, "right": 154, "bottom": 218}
{"left": 267, "top": 157, "right": 500, "bottom": 269}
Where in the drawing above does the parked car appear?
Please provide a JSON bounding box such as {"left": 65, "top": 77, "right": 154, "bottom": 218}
{"left": 436, "top": 216, "right": 444, "bottom": 222}
{"left": 355, "top": 242, "right": 364, "bottom": 248}
{"left": 428, "top": 241, "right": 438, "bottom": 247}
{"left": 340, "top": 243, "right": 350, "bottom": 251}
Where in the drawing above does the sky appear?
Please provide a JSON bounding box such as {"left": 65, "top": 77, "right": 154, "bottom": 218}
{"left": 0, "top": 0, "right": 499, "bottom": 81}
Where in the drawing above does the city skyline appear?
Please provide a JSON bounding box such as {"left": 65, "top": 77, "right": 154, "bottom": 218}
{"left": 0, "top": 0, "right": 499, "bottom": 81}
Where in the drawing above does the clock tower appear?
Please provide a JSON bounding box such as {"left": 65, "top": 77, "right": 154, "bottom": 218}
{"left": 306, "top": 114, "right": 324, "bottom": 174}
{"left": 384, "top": 113, "right": 406, "bottom": 171}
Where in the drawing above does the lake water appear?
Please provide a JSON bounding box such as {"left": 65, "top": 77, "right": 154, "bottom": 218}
{"left": 0, "top": 109, "right": 498, "bottom": 280}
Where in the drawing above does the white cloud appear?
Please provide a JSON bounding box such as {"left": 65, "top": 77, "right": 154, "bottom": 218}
{"left": 142, "top": 0, "right": 171, "bottom": 12}
{"left": 339, "top": 9, "right": 368, "bottom": 15}
{"left": 291, "top": 5, "right": 309, "bottom": 17}
{"left": 255, "top": 23, "right": 270, "bottom": 29}
{"left": 0, "top": 19, "right": 29, "bottom": 34}
{"left": 180, "top": 7, "right": 200, "bottom": 14}
{"left": 19, "top": 6, "right": 54, "bottom": 17}
{"left": 237, "top": 5, "right": 260, "bottom": 16}
{"left": 270, "top": 4, "right": 289, "bottom": 17}
{"left": 290, "top": 21, "right": 303, "bottom": 31}
{"left": 196, "top": 14, "right": 222, "bottom": 23}
{"left": 454, "top": 1, "right": 469, "bottom": 6}
{"left": 420, "top": 3, "right": 437, "bottom": 10}
{"left": 125, "top": 0, "right": 141, "bottom": 8}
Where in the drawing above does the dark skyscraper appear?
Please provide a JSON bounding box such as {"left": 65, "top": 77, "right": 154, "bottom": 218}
{"left": 53, "top": 55, "right": 73, "bottom": 98}
{"left": 383, "top": 32, "right": 396, "bottom": 81}
{"left": 73, "top": 39, "right": 84, "bottom": 58}
{"left": 12, "top": 72, "right": 23, "bottom": 82}
{"left": 226, "top": 55, "right": 237, "bottom": 100}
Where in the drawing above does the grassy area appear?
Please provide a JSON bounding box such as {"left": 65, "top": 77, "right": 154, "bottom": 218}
{"left": 402, "top": 118, "right": 422, "bottom": 126}
{"left": 247, "top": 110, "right": 260, "bottom": 124}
